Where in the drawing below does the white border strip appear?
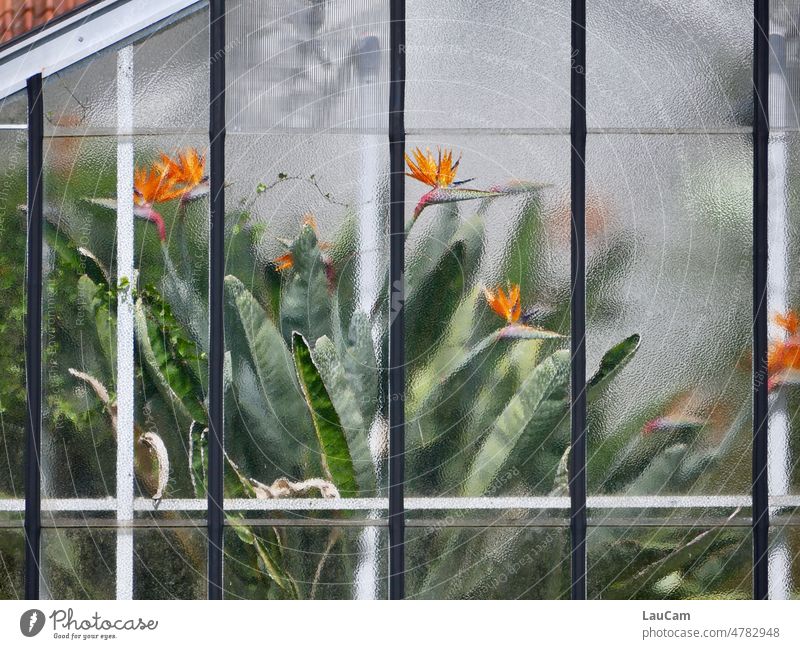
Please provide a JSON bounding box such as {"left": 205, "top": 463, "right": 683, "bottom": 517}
{"left": 0, "top": 0, "right": 200, "bottom": 99}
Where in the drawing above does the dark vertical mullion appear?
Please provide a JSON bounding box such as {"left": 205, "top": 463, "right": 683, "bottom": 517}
{"left": 208, "top": 0, "right": 225, "bottom": 600}
{"left": 569, "top": 0, "right": 587, "bottom": 600}
{"left": 388, "top": 0, "right": 406, "bottom": 600}
{"left": 753, "top": 0, "right": 769, "bottom": 601}
{"left": 24, "top": 73, "right": 43, "bottom": 601}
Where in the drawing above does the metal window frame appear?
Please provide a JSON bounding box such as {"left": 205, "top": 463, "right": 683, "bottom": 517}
{"left": 570, "top": 0, "right": 587, "bottom": 601}
{"left": 753, "top": 0, "right": 770, "bottom": 601}
{"left": 207, "top": 0, "right": 225, "bottom": 601}
{"left": 5, "top": 0, "right": 785, "bottom": 602}
{"left": 24, "top": 72, "right": 43, "bottom": 601}
{"left": 388, "top": 0, "right": 406, "bottom": 601}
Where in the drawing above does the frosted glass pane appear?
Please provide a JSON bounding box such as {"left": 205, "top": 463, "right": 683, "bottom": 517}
{"left": 223, "top": 133, "right": 388, "bottom": 499}
{"left": 0, "top": 529, "right": 24, "bottom": 599}
{"left": 587, "top": 135, "right": 752, "bottom": 496}
{"left": 134, "top": 528, "right": 207, "bottom": 599}
{"left": 0, "top": 130, "right": 27, "bottom": 498}
{"left": 771, "top": 1, "right": 800, "bottom": 131}
{"left": 587, "top": 0, "right": 752, "bottom": 129}
{"left": 43, "top": 6, "right": 208, "bottom": 135}
{"left": 588, "top": 526, "right": 752, "bottom": 599}
{"left": 226, "top": 0, "right": 389, "bottom": 132}
{"left": 41, "top": 529, "right": 116, "bottom": 599}
{"left": 42, "top": 136, "right": 118, "bottom": 498}
{"left": 404, "top": 136, "right": 570, "bottom": 497}
{"left": 407, "top": 526, "right": 570, "bottom": 599}
{"left": 224, "top": 525, "right": 388, "bottom": 599}
{"left": 769, "top": 525, "right": 800, "bottom": 599}
{"left": 769, "top": 133, "right": 800, "bottom": 494}
{"left": 0, "top": 89, "right": 26, "bottom": 124}
{"left": 406, "top": 0, "right": 570, "bottom": 129}
{"left": 41, "top": 134, "right": 210, "bottom": 500}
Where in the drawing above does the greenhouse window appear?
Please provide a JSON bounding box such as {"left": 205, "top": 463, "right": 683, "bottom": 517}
{"left": 0, "top": 0, "right": 798, "bottom": 602}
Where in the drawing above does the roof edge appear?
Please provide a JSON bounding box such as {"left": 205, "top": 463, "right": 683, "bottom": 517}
{"left": 0, "top": 0, "right": 202, "bottom": 99}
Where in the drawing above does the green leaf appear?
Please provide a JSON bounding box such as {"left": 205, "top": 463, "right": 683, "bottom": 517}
{"left": 189, "top": 421, "right": 208, "bottom": 498}
{"left": 224, "top": 276, "right": 314, "bottom": 475}
{"left": 134, "top": 298, "right": 195, "bottom": 430}
{"left": 292, "top": 332, "right": 359, "bottom": 496}
{"left": 279, "top": 223, "right": 331, "bottom": 345}
{"left": 589, "top": 333, "right": 640, "bottom": 392}
{"left": 311, "top": 334, "right": 376, "bottom": 494}
{"left": 405, "top": 239, "right": 467, "bottom": 368}
{"left": 463, "top": 349, "right": 570, "bottom": 495}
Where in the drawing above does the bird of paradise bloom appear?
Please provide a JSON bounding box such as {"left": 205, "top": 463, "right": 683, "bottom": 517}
{"left": 482, "top": 283, "right": 563, "bottom": 342}
{"left": 405, "top": 146, "right": 547, "bottom": 221}
{"left": 88, "top": 148, "right": 208, "bottom": 242}
{"left": 405, "top": 147, "right": 502, "bottom": 220}
{"left": 483, "top": 284, "right": 522, "bottom": 324}
{"left": 768, "top": 310, "right": 800, "bottom": 391}
{"left": 159, "top": 148, "right": 209, "bottom": 203}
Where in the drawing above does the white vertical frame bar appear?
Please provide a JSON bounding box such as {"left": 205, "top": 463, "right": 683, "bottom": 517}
{"left": 767, "top": 20, "right": 790, "bottom": 600}
{"left": 116, "top": 44, "right": 135, "bottom": 601}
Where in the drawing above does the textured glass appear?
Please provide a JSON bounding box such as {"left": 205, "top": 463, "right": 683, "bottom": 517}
{"left": 226, "top": 0, "right": 389, "bottom": 132}
{"left": 769, "top": 525, "right": 800, "bottom": 599}
{"left": 42, "top": 136, "right": 118, "bottom": 498}
{"left": 406, "top": 1, "right": 570, "bottom": 129}
{"left": 404, "top": 135, "right": 570, "bottom": 497}
{"left": 587, "top": 0, "right": 752, "bottom": 129}
{"left": 768, "top": 133, "right": 800, "bottom": 494}
{"left": 0, "top": 89, "right": 27, "bottom": 124}
{"left": 223, "top": 133, "right": 389, "bottom": 500}
{"left": 407, "top": 526, "right": 570, "bottom": 599}
{"left": 771, "top": 1, "right": 800, "bottom": 131}
{"left": 41, "top": 529, "right": 116, "bottom": 599}
{"left": 43, "top": 6, "right": 208, "bottom": 136}
{"left": 0, "top": 129, "right": 27, "bottom": 498}
{"left": 131, "top": 135, "right": 209, "bottom": 501}
{"left": 134, "top": 528, "right": 207, "bottom": 599}
{"left": 587, "top": 135, "right": 752, "bottom": 497}
{"left": 0, "top": 528, "right": 24, "bottom": 599}
{"left": 224, "top": 525, "right": 388, "bottom": 599}
{"left": 588, "top": 526, "right": 752, "bottom": 599}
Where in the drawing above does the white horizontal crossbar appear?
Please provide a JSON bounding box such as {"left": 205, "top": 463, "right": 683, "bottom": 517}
{"left": 1, "top": 494, "right": 797, "bottom": 513}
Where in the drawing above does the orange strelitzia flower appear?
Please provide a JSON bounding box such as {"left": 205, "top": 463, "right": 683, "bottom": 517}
{"left": 768, "top": 310, "right": 800, "bottom": 390}
{"left": 133, "top": 165, "right": 184, "bottom": 206}
{"left": 405, "top": 147, "right": 460, "bottom": 188}
{"left": 484, "top": 285, "right": 522, "bottom": 324}
{"left": 160, "top": 148, "right": 207, "bottom": 193}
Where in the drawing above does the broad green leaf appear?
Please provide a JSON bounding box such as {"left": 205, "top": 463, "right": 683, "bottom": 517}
{"left": 292, "top": 332, "right": 359, "bottom": 496}
{"left": 134, "top": 298, "right": 195, "bottom": 430}
{"left": 405, "top": 239, "right": 467, "bottom": 368}
{"left": 279, "top": 223, "right": 331, "bottom": 345}
{"left": 464, "top": 349, "right": 570, "bottom": 495}
{"left": 588, "top": 333, "right": 640, "bottom": 392}
{"left": 225, "top": 276, "right": 314, "bottom": 475}
{"left": 311, "top": 334, "right": 376, "bottom": 494}
{"left": 160, "top": 247, "right": 208, "bottom": 352}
